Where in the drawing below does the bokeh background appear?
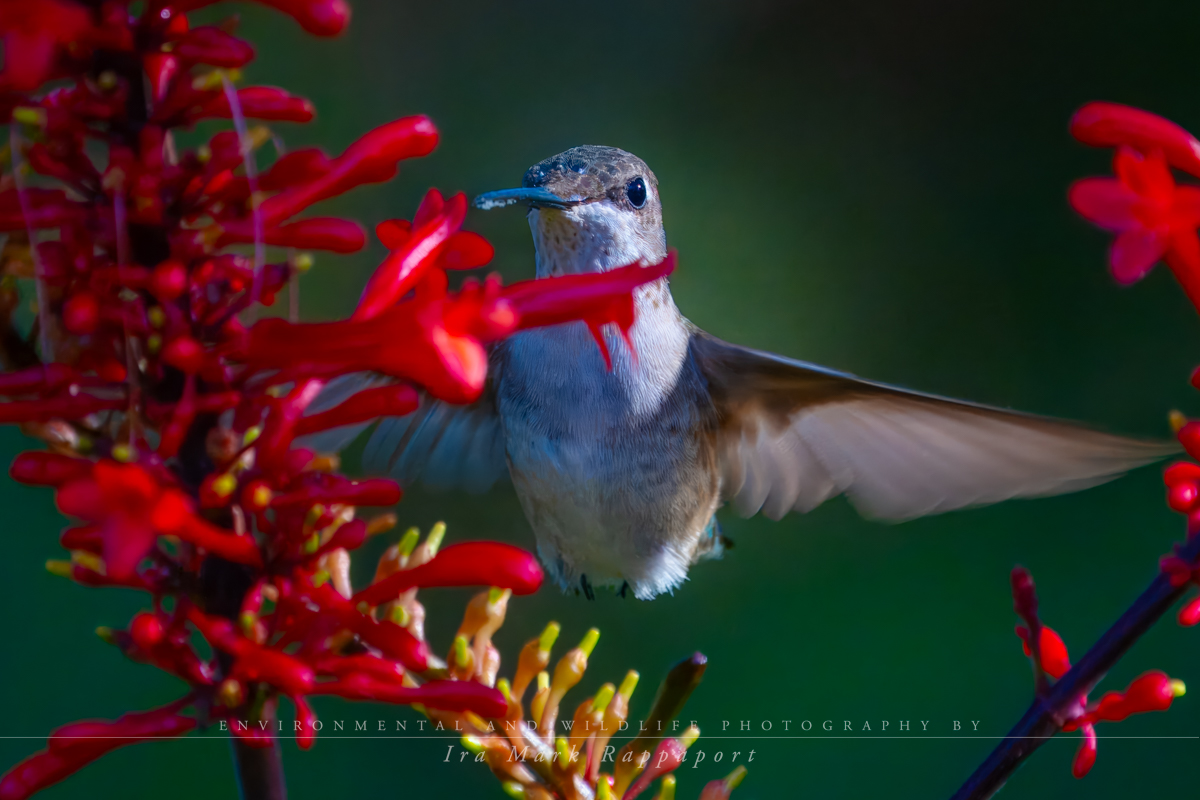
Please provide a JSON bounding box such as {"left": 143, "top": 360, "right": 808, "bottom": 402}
{"left": 3, "top": 0, "right": 1200, "bottom": 797}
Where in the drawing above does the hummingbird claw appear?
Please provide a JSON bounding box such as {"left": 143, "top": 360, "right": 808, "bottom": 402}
{"left": 618, "top": 581, "right": 630, "bottom": 599}
{"left": 580, "top": 573, "right": 595, "bottom": 601}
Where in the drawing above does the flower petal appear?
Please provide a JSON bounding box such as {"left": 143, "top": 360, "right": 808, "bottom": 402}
{"left": 1109, "top": 229, "right": 1166, "bottom": 285}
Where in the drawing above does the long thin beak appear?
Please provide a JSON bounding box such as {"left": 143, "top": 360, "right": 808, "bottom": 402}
{"left": 472, "top": 187, "right": 582, "bottom": 211}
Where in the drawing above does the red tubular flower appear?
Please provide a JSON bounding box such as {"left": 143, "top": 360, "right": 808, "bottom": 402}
{"left": 354, "top": 541, "right": 544, "bottom": 606}
{"left": 1014, "top": 624, "right": 1071, "bottom": 679}
{"left": 1069, "top": 147, "right": 1200, "bottom": 295}
{"left": 1067, "top": 670, "right": 1186, "bottom": 728}
{"left": 0, "top": 703, "right": 196, "bottom": 800}
{"left": 254, "top": 116, "right": 439, "bottom": 228}
{"left": 0, "top": 0, "right": 94, "bottom": 92}
{"left": 1179, "top": 595, "right": 1200, "bottom": 626}
{"left": 172, "top": 26, "right": 256, "bottom": 68}
{"left": 198, "top": 86, "right": 316, "bottom": 124}
{"left": 292, "top": 697, "right": 317, "bottom": 750}
{"left": 260, "top": 148, "right": 333, "bottom": 190}
{"left": 353, "top": 191, "right": 469, "bottom": 320}
{"left": 219, "top": 217, "right": 366, "bottom": 253}
{"left": 252, "top": 0, "right": 351, "bottom": 36}
{"left": 0, "top": 394, "right": 126, "bottom": 424}
{"left": 270, "top": 478, "right": 401, "bottom": 509}
{"left": 173, "top": 511, "right": 264, "bottom": 568}
{"left": 188, "top": 609, "right": 315, "bottom": 696}
{"left": 1071, "top": 725, "right": 1097, "bottom": 779}
{"left": 0, "top": 365, "right": 76, "bottom": 396}
{"left": 297, "top": 580, "right": 430, "bottom": 670}
{"left": 116, "top": 612, "right": 216, "bottom": 686}
{"left": 295, "top": 383, "right": 419, "bottom": 435}
{"left": 242, "top": 294, "right": 506, "bottom": 403}
{"left": 9, "top": 452, "right": 92, "bottom": 487}
{"left": 503, "top": 253, "right": 677, "bottom": 368}
{"left": 1163, "top": 461, "right": 1200, "bottom": 515}
{"left": 1070, "top": 102, "right": 1200, "bottom": 178}
{"left": 312, "top": 675, "right": 505, "bottom": 717}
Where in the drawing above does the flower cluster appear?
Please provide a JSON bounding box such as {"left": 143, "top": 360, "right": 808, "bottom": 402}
{"left": 1008, "top": 566, "right": 1185, "bottom": 778}
{"left": 0, "top": 2, "right": 700, "bottom": 799}
{"left": 1069, "top": 99, "right": 1200, "bottom": 675}
{"left": 1069, "top": 102, "right": 1200, "bottom": 306}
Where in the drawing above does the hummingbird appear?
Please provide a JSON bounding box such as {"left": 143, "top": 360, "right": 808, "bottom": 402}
{"left": 315, "top": 145, "right": 1173, "bottom": 600}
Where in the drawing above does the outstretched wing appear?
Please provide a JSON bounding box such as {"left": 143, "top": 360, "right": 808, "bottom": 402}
{"left": 360, "top": 389, "right": 508, "bottom": 493}
{"left": 297, "top": 366, "right": 509, "bottom": 494}
{"left": 691, "top": 331, "right": 1175, "bottom": 521}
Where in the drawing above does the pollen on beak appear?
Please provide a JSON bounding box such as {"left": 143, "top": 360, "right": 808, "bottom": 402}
{"left": 472, "top": 187, "right": 582, "bottom": 211}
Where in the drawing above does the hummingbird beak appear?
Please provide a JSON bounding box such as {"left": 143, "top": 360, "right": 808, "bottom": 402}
{"left": 472, "top": 187, "right": 583, "bottom": 211}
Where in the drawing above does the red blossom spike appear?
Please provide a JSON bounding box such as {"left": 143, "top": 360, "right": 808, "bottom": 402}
{"left": 354, "top": 541, "right": 543, "bottom": 606}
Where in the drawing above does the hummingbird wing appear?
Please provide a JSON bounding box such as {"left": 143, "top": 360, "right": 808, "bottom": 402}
{"left": 297, "top": 371, "right": 509, "bottom": 494}
{"left": 361, "top": 389, "right": 508, "bottom": 494}
{"left": 691, "top": 330, "right": 1176, "bottom": 521}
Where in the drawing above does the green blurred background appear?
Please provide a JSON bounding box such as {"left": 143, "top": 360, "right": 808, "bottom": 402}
{"left": 3, "top": 0, "right": 1200, "bottom": 797}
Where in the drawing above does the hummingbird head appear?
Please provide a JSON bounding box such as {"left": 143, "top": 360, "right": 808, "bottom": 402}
{"left": 474, "top": 145, "right": 666, "bottom": 277}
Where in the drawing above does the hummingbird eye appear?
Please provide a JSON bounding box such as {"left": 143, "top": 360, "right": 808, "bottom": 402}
{"left": 625, "top": 177, "right": 647, "bottom": 209}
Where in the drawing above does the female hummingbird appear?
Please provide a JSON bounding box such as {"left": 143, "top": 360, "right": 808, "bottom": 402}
{"left": 315, "top": 145, "right": 1172, "bottom": 600}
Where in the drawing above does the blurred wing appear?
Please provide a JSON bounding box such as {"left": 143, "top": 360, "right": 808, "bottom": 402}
{"left": 691, "top": 331, "right": 1176, "bottom": 521}
{"left": 360, "top": 385, "right": 508, "bottom": 494}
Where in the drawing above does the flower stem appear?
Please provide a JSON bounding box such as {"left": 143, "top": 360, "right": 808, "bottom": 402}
{"left": 229, "top": 725, "right": 288, "bottom": 800}
{"left": 949, "top": 532, "right": 1200, "bottom": 800}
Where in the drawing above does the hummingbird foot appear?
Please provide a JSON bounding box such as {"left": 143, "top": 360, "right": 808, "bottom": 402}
{"left": 580, "top": 573, "right": 595, "bottom": 601}
{"left": 618, "top": 581, "right": 630, "bottom": 599}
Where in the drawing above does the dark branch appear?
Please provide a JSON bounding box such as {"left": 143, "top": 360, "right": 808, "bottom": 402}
{"left": 950, "top": 532, "right": 1200, "bottom": 800}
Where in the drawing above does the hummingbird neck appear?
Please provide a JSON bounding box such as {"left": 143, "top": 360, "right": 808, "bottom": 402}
{"left": 529, "top": 202, "right": 667, "bottom": 278}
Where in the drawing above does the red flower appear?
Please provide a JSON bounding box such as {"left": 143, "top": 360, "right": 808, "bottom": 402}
{"left": 1071, "top": 102, "right": 1200, "bottom": 178}
{"left": 1063, "top": 671, "right": 1186, "bottom": 729}
{"left": 354, "top": 541, "right": 544, "bottom": 606}
{"left": 1069, "top": 148, "right": 1200, "bottom": 287}
{"left": 1014, "top": 624, "right": 1071, "bottom": 680}
{"left": 0, "top": 703, "right": 196, "bottom": 800}
{"left": 1069, "top": 103, "right": 1200, "bottom": 309}
{"left": 56, "top": 462, "right": 261, "bottom": 579}
{"left": 0, "top": 0, "right": 95, "bottom": 92}
{"left": 294, "top": 383, "right": 419, "bottom": 435}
